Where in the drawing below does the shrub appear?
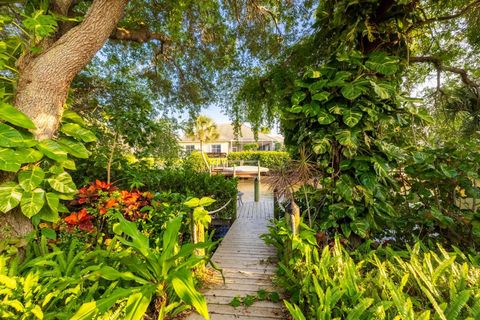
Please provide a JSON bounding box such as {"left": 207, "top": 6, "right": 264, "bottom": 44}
{"left": 183, "top": 150, "right": 210, "bottom": 172}
{"left": 227, "top": 151, "right": 290, "bottom": 168}
{"left": 264, "top": 219, "right": 480, "bottom": 320}
{"left": 118, "top": 168, "right": 238, "bottom": 220}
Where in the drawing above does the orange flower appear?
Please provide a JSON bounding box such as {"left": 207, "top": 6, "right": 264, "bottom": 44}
{"left": 99, "top": 207, "right": 107, "bottom": 215}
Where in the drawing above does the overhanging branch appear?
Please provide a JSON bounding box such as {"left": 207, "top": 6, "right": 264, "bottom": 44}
{"left": 409, "top": 56, "right": 479, "bottom": 91}
{"left": 407, "top": 0, "right": 480, "bottom": 32}
{"left": 110, "top": 27, "right": 171, "bottom": 44}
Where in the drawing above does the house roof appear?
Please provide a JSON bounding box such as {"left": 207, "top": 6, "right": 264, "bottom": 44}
{"left": 180, "top": 123, "right": 283, "bottom": 143}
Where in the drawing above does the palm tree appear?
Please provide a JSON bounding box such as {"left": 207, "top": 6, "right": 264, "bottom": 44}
{"left": 185, "top": 116, "right": 219, "bottom": 173}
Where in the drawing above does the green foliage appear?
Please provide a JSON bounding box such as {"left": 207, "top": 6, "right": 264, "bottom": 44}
{"left": 116, "top": 167, "right": 237, "bottom": 220}
{"left": 230, "top": 290, "right": 281, "bottom": 307}
{"left": 184, "top": 151, "right": 210, "bottom": 173}
{"left": 242, "top": 143, "right": 259, "bottom": 151}
{"left": 0, "top": 107, "right": 94, "bottom": 223}
{"left": 264, "top": 219, "right": 480, "bottom": 320}
{"left": 0, "top": 214, "right": 212, "bottom": 319}
{"left": 227, "top": 151, "right": 290, "bottom": 168}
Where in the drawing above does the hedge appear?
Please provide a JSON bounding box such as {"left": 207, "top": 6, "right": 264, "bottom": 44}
{"left": 227, "top": 151, "right": 290, "bottom": 168}
{"left": 130, "top": 168, "right": 238, "bottom": 220}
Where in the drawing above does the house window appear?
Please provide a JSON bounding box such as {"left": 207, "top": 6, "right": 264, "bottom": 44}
{"left": 211, "top": 144, "right": 221, "bottom": 153}
{"left": 185, "top": 145, "right": 195, "bottom": 153}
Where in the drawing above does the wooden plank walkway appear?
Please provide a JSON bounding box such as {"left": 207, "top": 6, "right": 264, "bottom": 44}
{"left": 187, "top": 200, "right": 284, "bottom": 320}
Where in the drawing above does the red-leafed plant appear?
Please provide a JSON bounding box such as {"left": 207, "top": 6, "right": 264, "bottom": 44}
{"left": 63, "top": 180, "right": 155, "bottom": 236}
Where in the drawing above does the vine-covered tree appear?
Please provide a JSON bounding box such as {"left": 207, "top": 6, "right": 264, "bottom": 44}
{"left": 0, "top": 0, "right": 313, "bottom": 237}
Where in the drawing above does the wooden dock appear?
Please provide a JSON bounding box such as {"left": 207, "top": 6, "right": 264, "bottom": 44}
{"left": 187, "top": 200, "right": 284, "bottom": 320}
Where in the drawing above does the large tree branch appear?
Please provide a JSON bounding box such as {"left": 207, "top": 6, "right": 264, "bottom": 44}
{"left": 409, "top": 56, "right": 479, "bottom": 90}
{"left": 407, "top": 0, "right": 480, "bottom": 32}
{"left": 110, "top": 26, "right": 171, "bottom": 43}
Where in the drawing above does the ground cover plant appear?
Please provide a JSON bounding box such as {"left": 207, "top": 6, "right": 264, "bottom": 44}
{"left": 0, "top": 179, "right": 219, "bottom": 319}
{"left": 264, "top": 220, "right": 480, "bottom": 320}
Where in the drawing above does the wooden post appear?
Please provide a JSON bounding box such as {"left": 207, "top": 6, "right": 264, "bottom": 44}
{"left": 273, "top": 188, "right": 280, "bottom": 220}
{"left": 191, "top": 213, "right": 205, "bottom": 271}
{"left": 257, "top": 160, "right": 261, "bottom": 182}
{"left": 254, "top": 177, "right": 260, "bottom": 202}
{"left": 289, "top": 200, "right": 300, "bottom": 235}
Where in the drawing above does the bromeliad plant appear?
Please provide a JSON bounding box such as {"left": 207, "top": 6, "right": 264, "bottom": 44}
{"left": 72, "top": 214, "right": 211, "bottom": 319}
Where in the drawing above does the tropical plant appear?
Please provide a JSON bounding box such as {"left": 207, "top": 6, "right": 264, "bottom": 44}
{"left": 185, "top": 116, "right": 219, "bottom": 173}
{"left": 72, "top": 214, "right": 211, "bottom": 319}
{"left": 265, "top": 218, "right": 480, "bottom": 320}
{"left": 0, "top": 106, "right": 95, "bottom": 236}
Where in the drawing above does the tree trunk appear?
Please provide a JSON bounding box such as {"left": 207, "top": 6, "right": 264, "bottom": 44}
{"left": 199, "top": 140, "right": 211, "bottom": 174}
{"left": 15, "top": 0, "right": 128, "bottom": 139}
{"left": 0, "top": 0, "right": 129, "bottom": 239}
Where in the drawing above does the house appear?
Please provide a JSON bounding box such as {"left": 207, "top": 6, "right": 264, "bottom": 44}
{"left": 179, "top": 123, "right": 283, "bottom": 156}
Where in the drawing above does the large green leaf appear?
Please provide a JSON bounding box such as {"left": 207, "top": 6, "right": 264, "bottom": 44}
{"left": 18, "top": 167, "right": 45, "bottom": 191}
{"left": 37, "top": 139, "right": 68, "bottom": 162}
{"left": 336, "top": 129, "right": 360, "bottom": 148}
{"left": 171, "top": 270, "right": 210, "bottom": 320}
{"left": 15, "top": 148, "right": 43, "bottom": 163}
{"left": 0, "top": 102, "right": 35, "bottom": 129}
{"left": 22, "top": 10, "right": 58, "bottom": 38}
{"left": 350, "top": 220, "right": 369, "bottom": 238}
{"left": 0, "top": 123, "right": 27, "bottom": 147}
{"left": 336, "top": 178, "right": 353, "bottom": 203}
{"left": 342, "top": 109, "right": 363, "bottom": 127}
{"left": 312, "top": 91, "right": 330, "bottom": 102}
{"left": 45, "top": 192, "right": 59, "bottom": 212}
{"left": 291, "top": 92, "right": 307, "bottom": 105}
{"left": 309, "top": 79, "right": 329, "bottom": 93}
{"left": 124, "top": 288, "right": 154, "bottom": 320}
{"left": 312, "top": 137, "right": 331, "bottom": 155}
{"left": 317, "top": 110, "right": 336, "bottom": 125}
{"left": 36, "top": 206, "right": 59, "bottom": 223}
{"left": 0, "top": 148, "right": 22, "bottom": 172}
{"left": 47, "top": 172, "right": 76, "bottom": 193}
{"left": 365, "top": 52, "right": 399, "bottom": 75}
{"left": 439, "top": 164, "right": 457, "bottom": 178}
{"left": 71, "top": 288, "right": 132, "bottom": 320}
{"left": 0, "top": 182, "right": 22, "bottom": 213}
{"left": 57, "top": 138, "right": 89, "bottom": 158}
{"left": 341, "top": 83, "right": 365, "bottom": 100}
{"left": 113, "top": 214, "right": 151, "bottom": 258}
{"left": 370, "top": 81, "right": 391, "bottom": 99}
{"left": 284, "top": 301, "right": 306, "bottom": 320}
{"left": 372, "top": 156, "right": 392, "bottom": 182}
{"left": 20, "top": 188, "right": 45, "bottom": 218}
{"left": 61, "top": 123, "right": 96, "bottom": 143}
{"left": 61, "top": 110, "right": 85, "bottom": 125}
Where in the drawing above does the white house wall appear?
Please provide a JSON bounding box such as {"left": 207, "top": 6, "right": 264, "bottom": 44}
{"left": 179, "top": 142, "right": 231, "bottom": 153}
